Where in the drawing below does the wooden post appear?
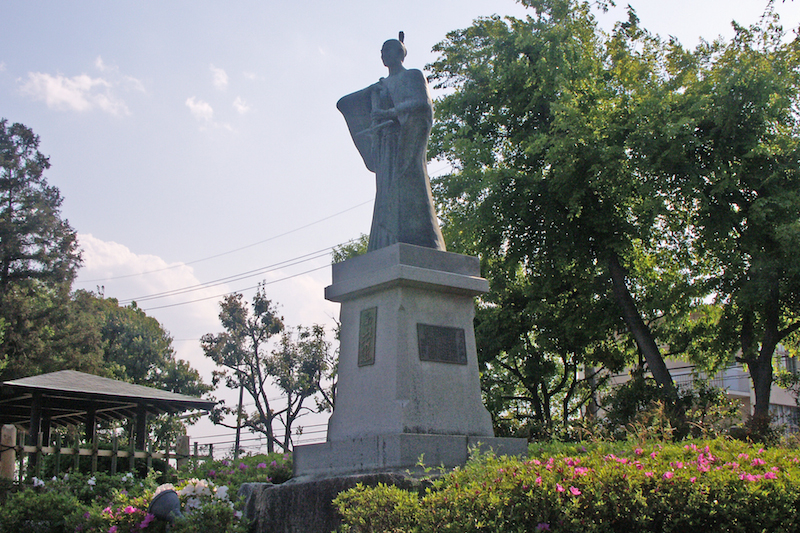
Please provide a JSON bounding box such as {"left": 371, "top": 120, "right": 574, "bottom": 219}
{"left": 128, "top": 438, "right": 135, "bottom": 472}
{"left": 17, "top": 431, "right": 24, "bottom": 482}
{"left": 176, "top": 435, "right": 190, "bottom": 471}
{"left": 54, "top": 434, "right": 62, "bottom": 476}
{"left": 1, "top": 425, "right": 16, "bottom": 480}
{"left": 135, "top": 404, "right": 147, "bottom": 452}
{"left": 111, "top": 436, "right": 118, "bottom": 475}
{"left": 194, "top": 441, "right": 199, "bottom": 462}
{"left": 85, "top": 406, "right": 97, "bottom": 444}
{"left": 27, "top": 392, "right": 42, "bottom": 476}
{"left": 91, "top": 433, "right": 99, "bottom": 474}
{"left": 73, "top": 437, "right": 80, "bottom": 471}
{"left": 208, "top": 444, "right": 213, "bottom": 462}
{"left": 35, "top": 432, "right": 43, "bottom": 479}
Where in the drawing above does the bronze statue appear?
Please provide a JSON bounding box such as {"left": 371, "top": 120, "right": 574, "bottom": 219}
{"left": 338, "top": 32, "right": 446, "bottom": 252}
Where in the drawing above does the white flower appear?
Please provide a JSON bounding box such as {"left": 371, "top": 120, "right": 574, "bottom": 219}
{"left": 87, "top": 476, "right": 96, "bottom": 486}
{"left": 186, "top": 496, "right": 202, "bottom": 509}
{"left": 154, "top": 483, "right": 175, "bottom": 496}
{"left": 32, "top": 477, "right": 45, "bottom": 487}
{"left": 215, "top": 486, "right": 229, "bottom": 501}
{"left": 234, "top": 511, "right": 243, "bottom": 520}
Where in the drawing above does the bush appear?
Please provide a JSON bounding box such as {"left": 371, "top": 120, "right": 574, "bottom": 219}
{"left": 0, "top": 487, "right": 88, "bottom": 533}
{"left": 334, "top": 439, "right": 800, "bottom": 532}
{"left": 179, "top": 452, "right": 292, "bottom": 494}
{"left": 336, "top": 483, "right": 422, "bottom": 533}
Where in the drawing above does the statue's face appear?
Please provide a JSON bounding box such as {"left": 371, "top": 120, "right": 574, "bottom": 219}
{"left": 381, "top": 40, "right": 405, "bottom": 68}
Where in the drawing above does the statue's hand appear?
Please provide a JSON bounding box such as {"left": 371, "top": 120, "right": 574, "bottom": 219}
{"left": 371, "top": 108, "right": 396, "bottom": 121}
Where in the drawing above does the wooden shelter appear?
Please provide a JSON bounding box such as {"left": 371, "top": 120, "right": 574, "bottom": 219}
{"left": 0, "top": 370, "right": 215, "bottom": 450}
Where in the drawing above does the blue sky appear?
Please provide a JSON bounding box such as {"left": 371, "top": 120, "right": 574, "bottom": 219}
{"left": 2, "top": 0, "right": 797, "bottom": 449}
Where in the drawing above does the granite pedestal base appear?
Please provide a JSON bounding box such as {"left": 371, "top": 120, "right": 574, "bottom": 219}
{"left": 294, "top": 243, "right": 526, "bottom": 478}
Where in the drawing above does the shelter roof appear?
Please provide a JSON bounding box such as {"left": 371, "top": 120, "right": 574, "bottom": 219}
{"left": 0, "top": 370, "right": 215, "bottom": 428}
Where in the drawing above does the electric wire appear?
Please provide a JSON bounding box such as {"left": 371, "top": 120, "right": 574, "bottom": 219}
{"left": 117, "top": 246, "right": 333, "bottom": 305}
{"left": 140, "top": 263, "right": 330, "bottom": 311}
{"left": 77, "top": 199, "right": 372, "bottom": 283}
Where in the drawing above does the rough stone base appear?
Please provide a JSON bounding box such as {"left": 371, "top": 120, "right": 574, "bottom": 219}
{"left": 293, "top": 433, "right": 529, "bottom": 478}
{"left": 239, "top": 472, "right": 431, "bottom": 533}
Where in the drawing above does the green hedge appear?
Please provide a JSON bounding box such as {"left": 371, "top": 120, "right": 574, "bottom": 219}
{"left": 334, "top": 439, "right": 800, "bottom": 533}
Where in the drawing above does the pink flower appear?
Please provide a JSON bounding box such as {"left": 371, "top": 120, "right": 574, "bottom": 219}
{"left": 650, "top": 451, "right": 659, "bottom": 459}
{"left": 535, "top": 476, "right": 543, "bottom": 485}
{"left": 690, "top": 477, "right": 697, "bottom": 483}
{"left": 139, "top": 513, "right": 155, "bottom": 529}
{"left": 752, "top": 458, "right": 766, "bottom": 467}
{"left": 123, "top": 506, "right": 136, "bottom": 514}
{"left": 536, "top": 523, "right": 551, "bottom": 531}
{"left": 634, "top": 448, "right": 644, "bottom": 456}
{"left": 569, "top": 486, "right": 581, "bottom": 496}
{"left": 556, "top": 483, "right": 565, "bottom": 492}
{"left": 663, "top": 471, "right": 674, "bottom": 480}
{"left": 109, "top": 527, "right": 118, "bottom": 533}
{"left": 645, "top": 472, "right": 654, "bottom": 477}
{"left": 764, "top": 472, "right": 777, "bottom": 480}
{"left": 257, "top": 463, "right": 267, "bottom": 469}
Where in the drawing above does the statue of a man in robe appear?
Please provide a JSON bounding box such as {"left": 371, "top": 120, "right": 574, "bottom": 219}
{"left": 337, "top": 33, "right": 447, "bottom": 252}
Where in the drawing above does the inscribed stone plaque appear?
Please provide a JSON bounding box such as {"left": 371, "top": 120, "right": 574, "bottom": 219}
{"left": 417, "top": 324, "right": 467, "bottom": 365}
{"left": 358, "top": 307, "right": 378, "bottom": 366}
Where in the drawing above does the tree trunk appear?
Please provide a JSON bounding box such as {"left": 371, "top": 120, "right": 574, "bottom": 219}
{"left": 747, "top": 282, "right": 780, "bottom": 434}
{"left": 608, "top": 252, "right": 676, "bottom": 396}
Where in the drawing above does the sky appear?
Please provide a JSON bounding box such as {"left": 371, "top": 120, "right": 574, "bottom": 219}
{"left": 2, "top": 0, "right": 798, "bottom": 453}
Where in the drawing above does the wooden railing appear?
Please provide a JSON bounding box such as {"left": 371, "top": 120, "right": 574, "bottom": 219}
{"left": 1, "top": 424, "right": 212, "bottom": 483}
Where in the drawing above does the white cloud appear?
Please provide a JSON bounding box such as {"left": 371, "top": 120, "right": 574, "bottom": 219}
{"left": 94, "top": 56, "right": 109, "bottom": 72}
{"left": 0, "top": 62, "right": 6, "bottom": 73}
{"left": 233, "top": 96, "right": 250, "bottom": 115}
{"left": 19, "top": 72, "right": 130, "bottom": 116}
{"left": 243, "top": 71, "right": 258, "bottom": 80}
{"left": 210, "top": 64, "right": 228, "bottom": 90}
{"left": 185, "top": 96, "right": 214, "bottom": 121}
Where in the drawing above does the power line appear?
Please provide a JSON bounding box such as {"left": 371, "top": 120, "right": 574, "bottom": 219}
{"left": 77, "top": 199, "right": 372, "bottom": 283}
{"left": 140, "top": 263, "right": 330, "bottom": 311}
{"left": 118, "top": 246, "right": 333, "bottom": 305}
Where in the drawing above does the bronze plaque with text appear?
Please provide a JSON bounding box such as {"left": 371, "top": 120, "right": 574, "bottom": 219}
{"left": 358, "top": 307, "right": 378, "bottom": 366}
{"left": 417, "top": 323, "right": 467, "bottom": 365}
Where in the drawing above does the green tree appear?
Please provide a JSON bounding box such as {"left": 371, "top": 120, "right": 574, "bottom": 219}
{"left": 427, "top": 0, "right": 699, "bottom": 433}
{"left": 661, "top": 7, "right": 800, "bottom": 432}
{"left": 201, "top": 285, "right": 332, "bottom": 452}
{"left": 0, "top": 119, "right": 80, "bottom": 291}
{"left": 69, "top": 290, "right": 212, "bottom": 444}
{"left": 332, "top": 234, "right": 369, "bottom": 264}
{"left": 0, "top": 119, "right": 88, "bottom": 381}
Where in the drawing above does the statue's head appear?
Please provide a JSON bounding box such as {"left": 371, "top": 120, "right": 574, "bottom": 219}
{"left": 381, "top": 32, "right": 407, "bottom": 68}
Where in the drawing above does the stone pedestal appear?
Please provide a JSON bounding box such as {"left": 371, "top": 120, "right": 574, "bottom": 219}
{"left": 293, "top": 243, "right": 527, "bottom": 478}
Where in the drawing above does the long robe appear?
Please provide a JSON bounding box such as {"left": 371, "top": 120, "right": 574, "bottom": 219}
{"left": 338, "top": 69, "right": 446, "bottom": 252}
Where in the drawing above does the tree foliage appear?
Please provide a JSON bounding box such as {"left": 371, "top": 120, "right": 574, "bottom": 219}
{"left": 0, "top": 119, "right": 88, "bottom": 380}
{"left": 663, "top": 7, "right": 800, "bottom": 430}
{"left": 0, "top": 119, "right": 210, "bottom": 444}
{"left": 201, "top": 285, "right": 332, "bottom": 452}
{"left": 428, "top": 0, "right": 800, "bottom": 435}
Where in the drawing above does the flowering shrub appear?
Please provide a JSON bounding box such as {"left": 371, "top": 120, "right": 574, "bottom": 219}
{"left": 167, "top": 478, "right": 247, "bottom": 533}
{"left": 180, "top": 452, "right": 292, "bottom": 494}
{"left": 335, "top": 438, "right": 800, "bottom": 532}
{"left": 0, "top": 486, "right": 87, "bottom": 533}
{"left": 80, "top": 493, "right": 164, "bottom": 533}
